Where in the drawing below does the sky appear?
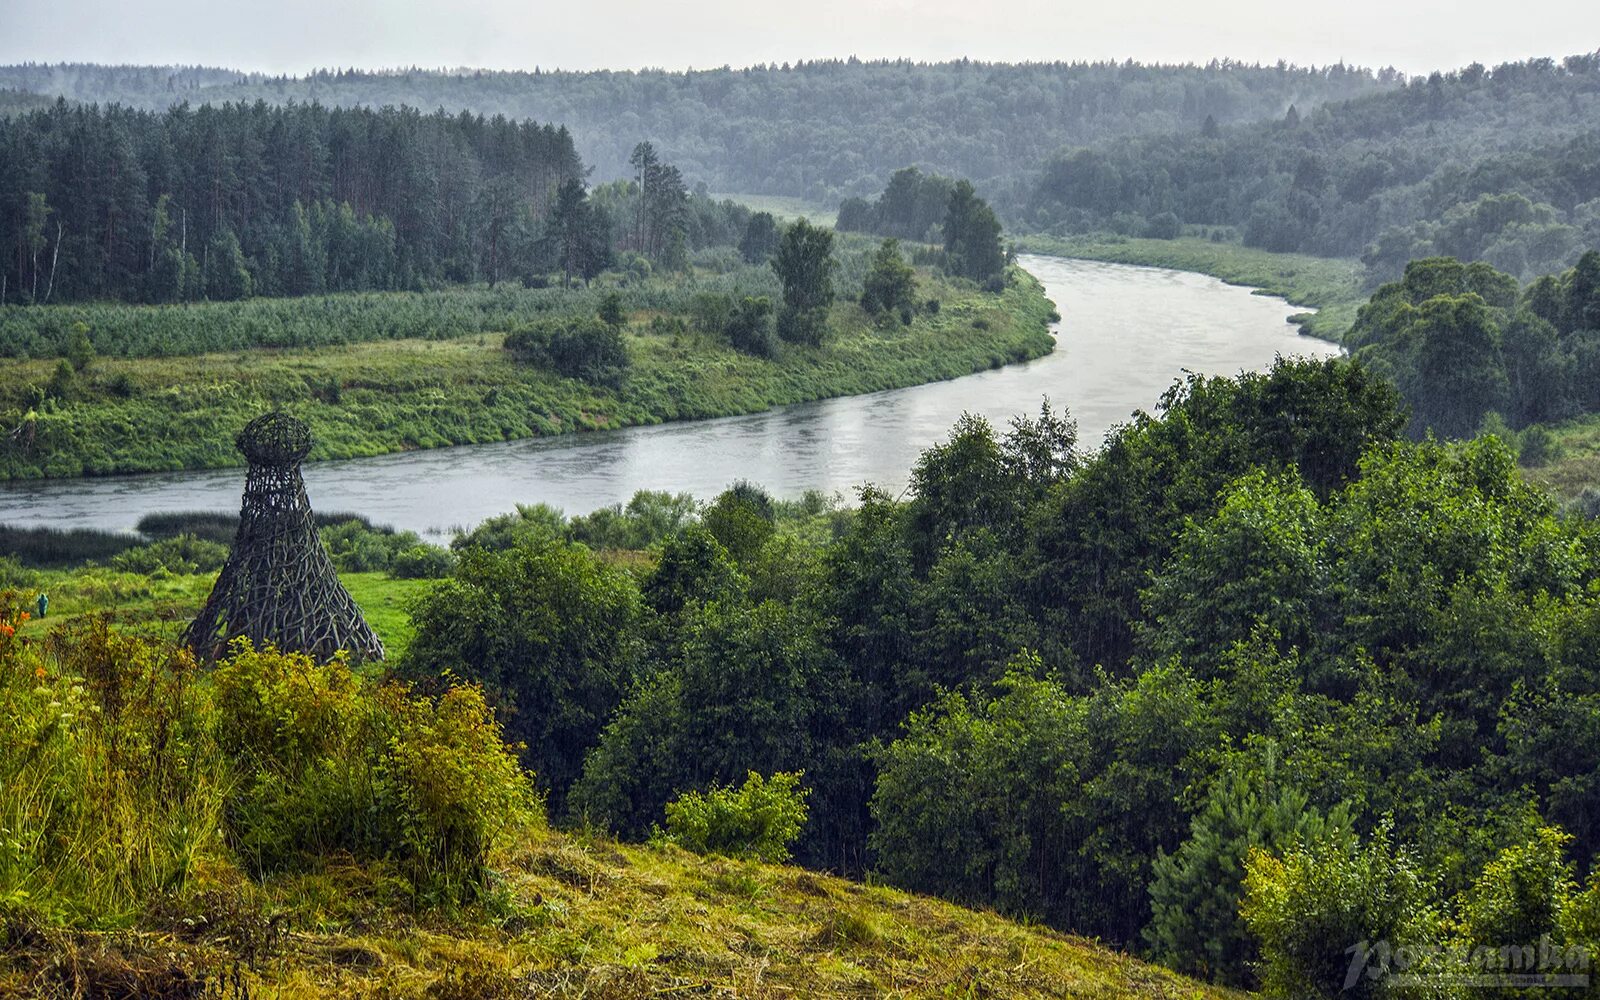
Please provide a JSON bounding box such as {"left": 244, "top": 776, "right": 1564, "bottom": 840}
{"left": 2, "top": 0, "right": 1597, "bottom": 77}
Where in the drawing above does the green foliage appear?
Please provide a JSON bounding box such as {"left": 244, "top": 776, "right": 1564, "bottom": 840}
{"left": 772, "top": 219, "right": 837, "bottom": 346}
{"left": 724, "top": 295, "right": 778, "bottom": 358}
{"left": 1145, "top": 758, "right": 1356, "bottom": 986}
{"left": 598, "top": 292, "right": 626, "bottom": 328}
{"left": 108, "top": 534, "right": 228, "bottom": 575}
{"left": 662, "top": 771, "right": 810, "bottom": 863}
{"left": 505, "top": 316, "right": 631, "bottom": 387}
{"left": 738, "top": 212, "right": 780, "bottom": 264}
{"left": 403, "top": 537, "right": 641, "bottom": 809}
{"left": 701, "top": 482, "right": 777, "bottom": 564}
{"left": 0, "top": 618, "right": 222, "bottom": 925}
{"left": 942, "top": 181, "right": 1006, "bottom": 285}
{"left": 859, "top": 239, "right": 916, "bottom": 319}
{"left": 214, "top": 642, "right": 537, "bottom": 896}
{"left": 64, "top": 324, "right": 95, "bottom": 371}
{"left": 1241, "top": 827, "right": 1437, "bottom": 1000}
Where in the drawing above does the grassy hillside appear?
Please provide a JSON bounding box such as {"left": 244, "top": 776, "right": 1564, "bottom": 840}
{"left": 0, "top": 266, "right": 1056, "bottom": 480}
{"left": 0, "top": 822, "right": 1239, "bottom": 999}
{"left": 1015, "top": 235, "right": 1366, "bottom": 343}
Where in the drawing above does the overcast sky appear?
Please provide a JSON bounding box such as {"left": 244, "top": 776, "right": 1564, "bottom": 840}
{"left": 3, "top": 0, "right": 1597, "bottom": 77}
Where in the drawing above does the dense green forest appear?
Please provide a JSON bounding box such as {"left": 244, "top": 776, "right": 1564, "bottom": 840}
{"left": 1349, "top": 252, "right": 1600, "bottom": 438}
{"left": 0, "top": 60, "right": 1393, "bottom": 200}
{"left": 0, "top": 100, "right": 595, "bottom": 303}
{"left": 1014, "top": 53, "right": 1600, "bottom": 281}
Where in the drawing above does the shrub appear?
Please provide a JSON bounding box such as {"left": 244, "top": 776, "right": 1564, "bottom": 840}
{"left": 663, "top": 771, "right": 809, "bottom": 863}
{"left": 390, "top": 544, "right": 456, "bottom": 579}
{"left": 372, "top": 683, "right": 540, "bottom": 890}
{"left": 213, "top": 642, "right": 537, "bottom": 897}
{"left": 701, "top": 483, "right": 776, "bottom": 563}
{"left": 1241, "top": 826, "right": 1437, "bottom": 1000}
{"left": 689, "top": 292, "right": 734, "bottom": 335}
{"left": 1145, "top": 761, "right": 1356, "bottom": 987}
{"left": 725, "top": 295, "right": 777, "bottom": 358}
{"left": 505, "top": 316, "right": 631, "bottom": 387}
{"left": 0, "top": 525, "right": 142, "bottom": 568}
{"left": 1518, "top": 425, "right": 1558, "bottom": 467}
{"left": 109, "top": 534, "right": 228, "bottom": 575}
{"left": 1146, "top": 211, "right": 1183, "bottom": 239}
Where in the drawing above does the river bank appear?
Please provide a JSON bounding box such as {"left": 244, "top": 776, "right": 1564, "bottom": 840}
{"left": 1012, "top": 234, "right": 1367, "bottom": 343}
{"left": 0, "top": 266, "right": 1056, "bottom": 481}
{"left": 0, "top": 257, "right": 1341, "bottom": 536}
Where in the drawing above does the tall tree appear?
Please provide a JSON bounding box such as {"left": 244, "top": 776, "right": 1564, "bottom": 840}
{"left": 771, "top": 218, "right": 837, "bottom": 346}
{"left": 942, "top": 181, "right": 1005, "bottom": 285}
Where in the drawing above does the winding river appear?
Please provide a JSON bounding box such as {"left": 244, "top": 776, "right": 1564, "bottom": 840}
{"left": 0, "top": 256, "right": 1341, "bottom": 538}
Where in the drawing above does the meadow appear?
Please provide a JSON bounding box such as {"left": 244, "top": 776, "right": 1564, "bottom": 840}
{"left": 1013, "top": 233, "right": 1369, "bottom": 343}
{"left": 0, "top": 257, "right": 1057, "bottom": 479}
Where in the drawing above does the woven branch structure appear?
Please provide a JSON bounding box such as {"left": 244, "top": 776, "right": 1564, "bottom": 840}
{"left": 185, "top": 413, "right": 384, "bottom": 664}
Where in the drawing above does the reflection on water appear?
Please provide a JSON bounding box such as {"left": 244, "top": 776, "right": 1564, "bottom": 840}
{"left": 0, "top": 256, "right": 1341, "bottom": 538}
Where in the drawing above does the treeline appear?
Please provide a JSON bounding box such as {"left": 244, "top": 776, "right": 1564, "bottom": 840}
{"left": 0, "top": 60, "right": 1394, "bottom": 200}
{"left": 837, "top": 168, "right": 1008, "bottom": 285}
{"left": 387, "top": 355, "right": 1600, "bottom": 997}
{"left": 1349, "top": 252, "right": 1600, "bottom": 437}
{"left": 0, "top": 102, "right": 770, "bottom": 306}
{"left": 1017, "top": 53, "right": 1600, "bottom": 281}
{"left": 0, "top": 100, "right": 586, "bottom": 303}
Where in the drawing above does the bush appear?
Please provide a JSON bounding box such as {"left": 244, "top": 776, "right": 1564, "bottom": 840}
{"left": 663, "top": 771, "right": 809, "bottom": 863}
{"left": 702, "top": 482, "right": 776, "bottom": 563}
{"left": 1145, "top": 761, "right": 1356, "bottom": 987}
{"left": 1518, "top": 425, "right": 1558, "bottom": 467}
{"left": 1241, "top": 826, "right": 1437, "bottom": 1000}
{"left": 390, "top": 544, "right": 456, "bottom": 579}
{"left": 1146, "top": 211, "right": 1183, "bottom": 239}
{"left": 689, "top": 292, "right": 734, "bottom": 334}
{"left": 137, "top": 511, "right": 239, "bottom": 545}
{"left": 505, "top": 316, "right": 631, "bottom": 387}
{"left": 725, "top": 295, "right": 777, "bottom": 358}
{"left": 109, "top": 534, "right": 229, "bottom": 575}
{"left": 213, "top": 642, "right": 537, "bottom": 897}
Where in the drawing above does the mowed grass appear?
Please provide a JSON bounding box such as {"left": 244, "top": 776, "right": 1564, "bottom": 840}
{"left": 1, "top": 824, "right": 1243, "bottom": 999}
{"left": 0, "top": 267, "right": 1055, "bottom": 479}
{"left": 16, "top": 567, "right": 435, "bottom": 658}
{"left": 1016, "top": 234, "right": 1367, "bottom": 343}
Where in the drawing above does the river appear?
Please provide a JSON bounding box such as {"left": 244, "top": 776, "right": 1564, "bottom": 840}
{"left": 0, "top": 256, "right": 1342, "bottom": 538}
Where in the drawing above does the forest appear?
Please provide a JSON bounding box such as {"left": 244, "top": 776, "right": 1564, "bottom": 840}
{"left": 1015, "top": 53, "right": 1600, "bottom": 281}
{"left": 0, "top": 59, "right": 1393, "bottom": 201}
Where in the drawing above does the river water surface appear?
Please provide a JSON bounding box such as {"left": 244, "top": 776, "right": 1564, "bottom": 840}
{"left": 0, "top": 255, "right": 1341, "bottom": 538}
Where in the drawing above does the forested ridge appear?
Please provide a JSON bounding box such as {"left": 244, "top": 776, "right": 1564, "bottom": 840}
{"left": 0, "top": 59, "right": 1393, "bottom": 199}
{"left": 1016, "top": 52, "right": 1600, "bottom": 281}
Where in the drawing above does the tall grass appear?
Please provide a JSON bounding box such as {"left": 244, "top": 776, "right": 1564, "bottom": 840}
{"left": 0, "top": 602, "right": 540, "bottom": 929}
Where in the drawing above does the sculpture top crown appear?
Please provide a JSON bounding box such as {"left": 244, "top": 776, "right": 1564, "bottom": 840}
{"left": 236, "top": 412, "right": 312, "bottom": 466}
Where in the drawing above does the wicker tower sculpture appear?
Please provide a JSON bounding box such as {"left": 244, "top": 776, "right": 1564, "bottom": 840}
{"left": 185, "top": 412, "right": 384, "bottom": 663}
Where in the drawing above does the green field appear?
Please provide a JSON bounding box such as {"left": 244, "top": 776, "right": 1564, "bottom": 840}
{"left": 0, "top": 264, "right": 1056, "bottom": 480}
{"left": 715, "top": 192, "right": 840, "bottom": 227}
{"left": 1014, "top": 234, "right": 1368, "bottom": 343}
{"left": 15, "top": 566, "right": 434, "bottom": 658}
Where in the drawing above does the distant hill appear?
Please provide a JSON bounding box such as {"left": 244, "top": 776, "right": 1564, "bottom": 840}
{"left": 1013, "top": 52, "right": 1600, "bottom": 278}
{"left": 0, "top": 60, "right": 1395, "bottom": 198}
